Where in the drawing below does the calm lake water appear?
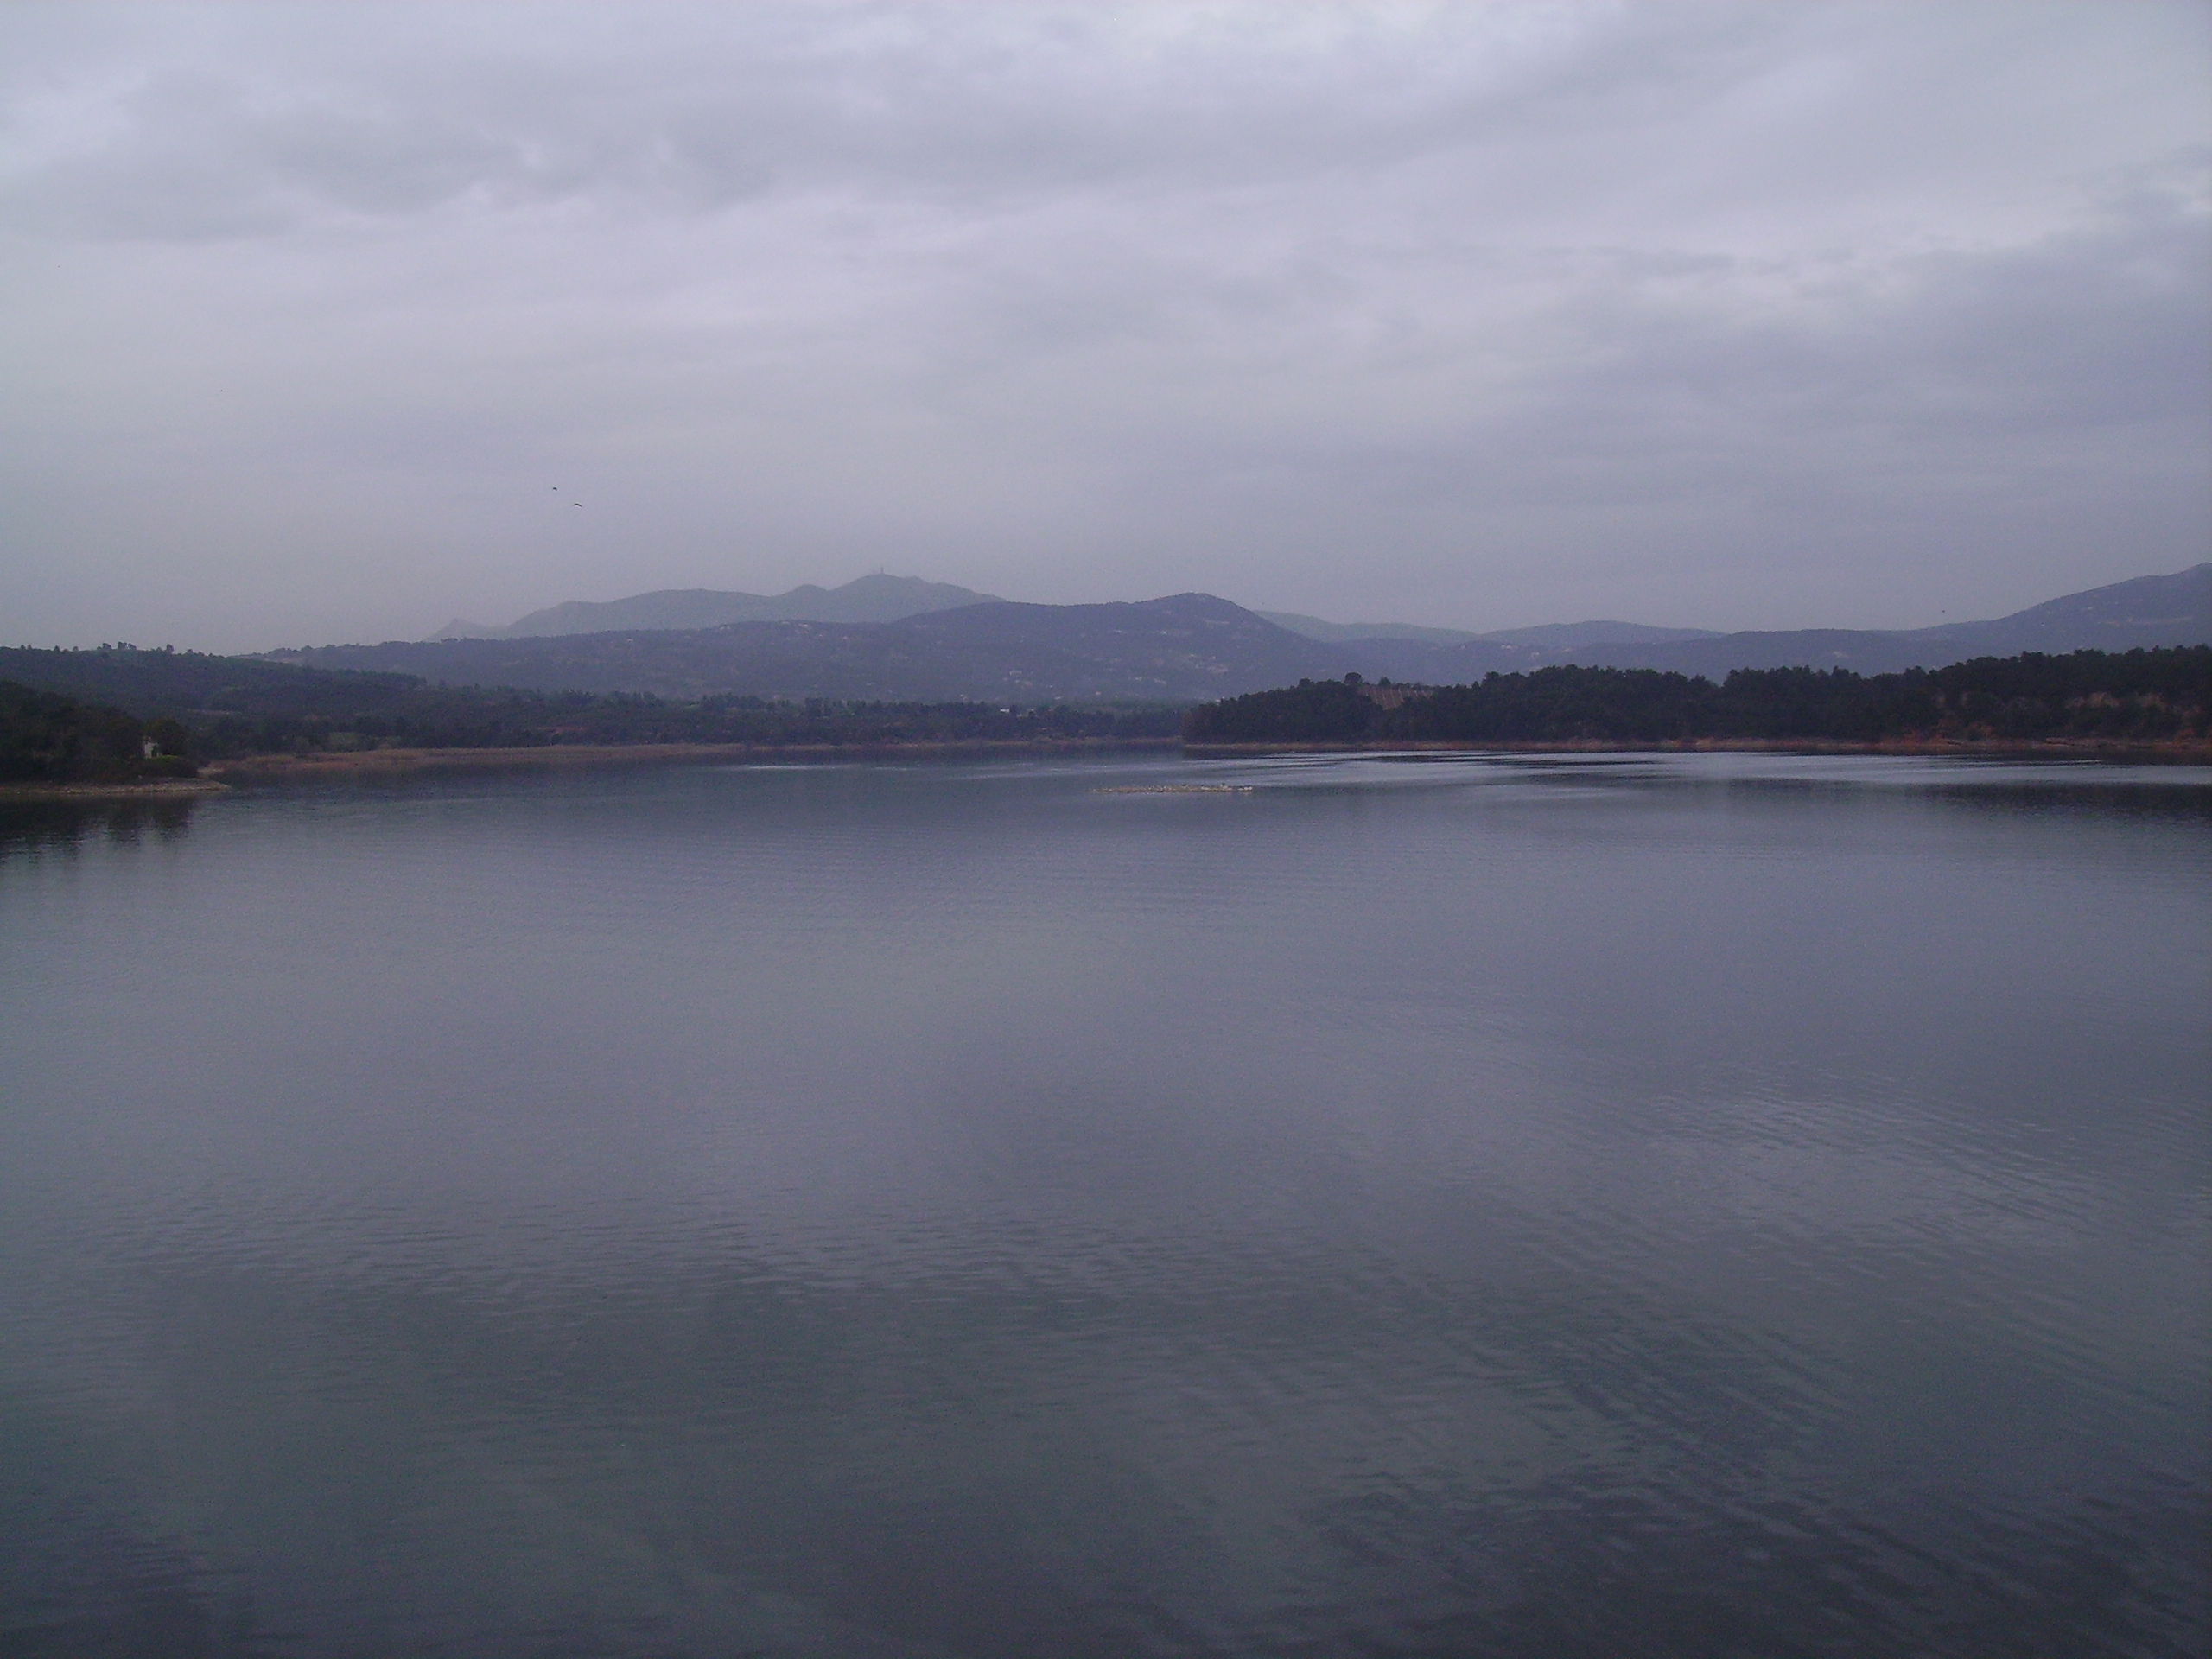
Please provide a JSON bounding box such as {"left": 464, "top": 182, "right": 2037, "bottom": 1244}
{"left": 1, "top": 752, "right": 2206, "bottom": 1659}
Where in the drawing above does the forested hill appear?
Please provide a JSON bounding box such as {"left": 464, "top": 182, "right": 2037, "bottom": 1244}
{"left": 0, "top": 646, "right": 1179, "bottom": 760}
{"left": 0, "top": 681, "right": 200, "bottom": 785}
{"left": 265, "top": 594, "right": 1346, "bottom": 702}
{"left": 11, "top": 643, "right": 2203, "bottom": 763}
{"left": 1182, "top": 649, "right": 2212, "bottom": 748}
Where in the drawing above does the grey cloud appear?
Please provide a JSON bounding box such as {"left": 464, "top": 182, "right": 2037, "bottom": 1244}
{"left": 0, "top": 3, "right": 2206, "bottom": 648}
{"left": 1015, "top": 173, "right": 2210, "bottom": 619}
{"left": 15, "top": 3, "right": 2164, "bottom": 238}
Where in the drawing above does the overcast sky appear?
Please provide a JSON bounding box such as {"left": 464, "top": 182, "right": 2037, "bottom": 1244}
{"left": 3, "top": 2, "right": 2207, "bottom": 649}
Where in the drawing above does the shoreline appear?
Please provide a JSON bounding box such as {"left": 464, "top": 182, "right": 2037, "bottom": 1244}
{"left": 15, "top": 734, "right": 2202, "bottom": 798}
{"left": 0, "top": 778, "right": 232, "bottom": 801}
{"left": 203, "top": 735, "right": 1179, "bottom": 781}
{"left": 1181, "top": 736, "right": 2212, "bottom": 763}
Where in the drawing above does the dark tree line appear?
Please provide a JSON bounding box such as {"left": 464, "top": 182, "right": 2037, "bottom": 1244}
{"left": 0, "top": 645, "right": 1180, "bottom": 765}
{"left": 14, "top": 644, "right": 2202, "bottom": 772}
{"left": 1184, "top": 648, "right": 2212, "bottom": 747}
{"left": 157, "top": 689, "right": 1178, "bottom": 758}
{"left": 0, "top": 681, "right": 198, "bottom": 784}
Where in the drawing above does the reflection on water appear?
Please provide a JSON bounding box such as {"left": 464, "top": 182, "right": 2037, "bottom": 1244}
{"left": 0, "top": 753, "right": 2206, "bottom": 1658}
{"left": 0, "top": 795, "right": 200, "bottom": 858}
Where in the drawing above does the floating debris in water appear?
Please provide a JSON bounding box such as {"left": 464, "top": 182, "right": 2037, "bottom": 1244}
{"left": 1092, "top": 784, "right": 1256, "bottom": 794}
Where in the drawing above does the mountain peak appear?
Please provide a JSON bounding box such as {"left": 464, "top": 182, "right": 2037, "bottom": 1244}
{"left": 440, "top": 574, "right": 1001, "bottom": 639}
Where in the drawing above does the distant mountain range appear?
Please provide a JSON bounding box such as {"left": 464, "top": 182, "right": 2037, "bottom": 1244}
{"left": 430, "top": 574, "right": 999, "bottom": 639}
{"left": 436, "top": 575, "right": 1723, "bottom": 652}
{"left": 310, "top": 594, "right": 1332, "bottom": 703}
{"left": 1257, "top": 613, "right": 1723, "bottom": 651}
{"left": 258, "top": 563, "right": 2210, "bottom": 705}
{"left": 1539, "top": 562, "right": 2212, "bottom": 678}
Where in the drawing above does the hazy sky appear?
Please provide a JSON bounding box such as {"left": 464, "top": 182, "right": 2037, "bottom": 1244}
{"left": 3, "top": 2, "right": 2207, "bottom": 649}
